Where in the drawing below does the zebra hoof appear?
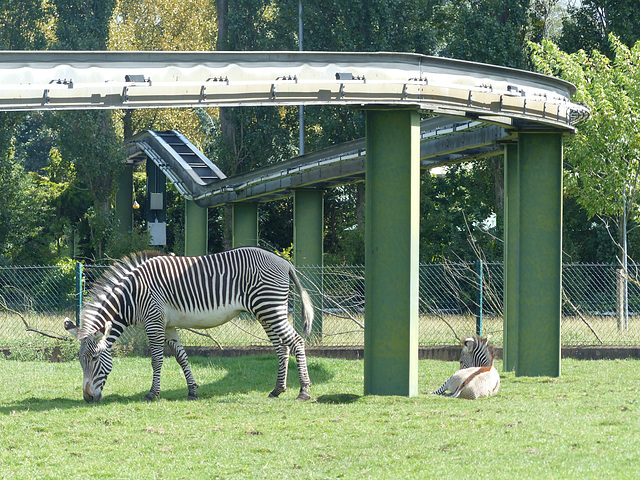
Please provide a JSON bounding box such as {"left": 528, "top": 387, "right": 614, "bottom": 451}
{"left": 143, "top": 392, "right": 159, "bottom": 402}
{"left": 296, "top": 391, "right": 312, "bottom": 402}
{"left": 187, "top": 394, "right": 199, "bottom": 401}
{"left": 268, "top": 387, "right": 286, "bottom": 398}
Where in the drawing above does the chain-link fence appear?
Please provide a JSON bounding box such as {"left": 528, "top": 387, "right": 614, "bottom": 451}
{"left": 1, "top": 261, "right": 639, "bottom": 349}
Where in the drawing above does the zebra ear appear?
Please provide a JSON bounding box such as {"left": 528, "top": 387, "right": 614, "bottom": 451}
{"left": 63, "top": 317, "right": 79, "bottom": 339}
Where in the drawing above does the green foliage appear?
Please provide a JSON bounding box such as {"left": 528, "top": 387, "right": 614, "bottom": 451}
{"left": 109, "top": 0, "right": 217, "bottom": 51}
{"left": 274, "top": 243, "right": 293, "bottom": 261}
{"left": 13, "top": 113, "right": 57, "bottom": 174}
{"left": 0, "top": 0, "right": 53, "bottom": 49}
{"left": 420, "top": 165, "right": 500, "bottom": 262}
{"left": 559, "top": 0, "right": 640, "bottom": 56}
{"left": 0, "top": 158, "right": 55, "bottom": 264}
{"left": 50, "top": 110, "right": 126, "bottom": 260}
{"left": 530, "top": 36, "right": 640, "bottom": 250}
{"left": 104, "top": 227, "right": 153, "bottom": 261}
{"left": 436, "top": 0, "right": 531, "bottom": 68}
{"left": 51, "top": 0, "right": 116, "bottom": 50}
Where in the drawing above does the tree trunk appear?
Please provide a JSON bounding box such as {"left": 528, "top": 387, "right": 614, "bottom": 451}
{"left": 216, "top": 0, "right": 228, "bottom": 50}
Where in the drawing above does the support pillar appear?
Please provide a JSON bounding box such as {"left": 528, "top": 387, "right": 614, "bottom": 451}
{"left": 293, "top": 189, "right": 324, "bottom": 339}
{"left": 185, "top": 200, "right": 208, "bottom": 256}
{"left": 364, "top": 109, "right": 420, "bottom": 397}
{"left": 503, "top": 143, "right": 519, "bottom": 372}
{"left": 114, "top": 164, "right": 134, "bottom": 233}
{"left": 504, "top": 132, "right": 563, "bottom": 377}
{"left": 232, "top": 203, "right": 259, "bottom": 248}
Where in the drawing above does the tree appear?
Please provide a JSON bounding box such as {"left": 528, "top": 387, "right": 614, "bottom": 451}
{"left": 559, "top": 0, "right": 640, "bottom": 56}
{"left": 0, "top": 157, "right": 54, "bottom": 264}
{"left": 0, "top": 0, "right": 51, "bottom": 49}
{"left": 51, "top": 0, "right": 115, "bottom": 50}
{"left": 530, "top": 35, "right": 640, "bottom": 327}
{"left": 45, "top": 0, "right": 126, "bottom": 260}
{"left": 436, "top": 0, "right": 531, "bottom": 69}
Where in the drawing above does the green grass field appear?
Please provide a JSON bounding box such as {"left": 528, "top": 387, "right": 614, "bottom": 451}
{"left": 0, "top": 354, "right": 638, "bottom": 479}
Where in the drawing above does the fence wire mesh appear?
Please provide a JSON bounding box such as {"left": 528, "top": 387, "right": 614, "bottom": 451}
{"left": 1, "top": 262, "right": 639, "bottom": 349}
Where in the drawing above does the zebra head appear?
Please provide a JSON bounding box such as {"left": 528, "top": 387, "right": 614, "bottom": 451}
{"left": 64, "top": 318, "right": 114, "bottom": 403}
{"left": 459, "top": 334, "right": 494, "bottom": 369}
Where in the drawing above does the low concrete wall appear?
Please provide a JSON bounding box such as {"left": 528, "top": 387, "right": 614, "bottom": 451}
{"left": 3, "top": 345, "right": 640, "bottom": 362}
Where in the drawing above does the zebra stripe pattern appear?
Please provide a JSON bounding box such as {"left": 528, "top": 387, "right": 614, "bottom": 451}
{"left": 458, "top": 335, "right": 494, "bottom": 370}
{"left": 64, "top": 247, "right": 314, "bottom": 402}
{"left": 429, "top": 335, "right": 500, "bottom": 399}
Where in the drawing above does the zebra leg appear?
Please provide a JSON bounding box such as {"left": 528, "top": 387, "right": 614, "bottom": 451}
{"left": 269, "top": 344, "right": 290, "bottom": 398}
{"left": 165, "top": 327, "right": 199, "bottom": 400}
{"left": 145, "top": 338, "right": 164, "bottom": 401}
{"left": 274, "top": 319, "right": 312, "bottom": 401}
{"left": 290, "top": 335, "right": 312, "bottom": 401}
{"left": 261, "top": 320, "right": 290, "bottom": 398}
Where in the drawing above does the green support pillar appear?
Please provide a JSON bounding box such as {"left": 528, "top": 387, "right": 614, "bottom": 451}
{"left": 294, "top": 189, "right": 324, "bottom": 266}
{"left": 505, "top": 132, "right": 563, "bottom": 377}
{"left": 115, "top": 164, "right": 134, "bottom": 233}
{"left": 184, "top": 200, "right": 208, "bottom": 256}
{"left": 293, "top": 189, "right": 324, "bottom": 339}
{"left": 503, "top": 142, "right": 519, "bottom": 372}
{"left": 364, "top": 109, "right": 420, "bottom": 397}
{"left": 232, "top": 203, "right": 259, "bottom": 248}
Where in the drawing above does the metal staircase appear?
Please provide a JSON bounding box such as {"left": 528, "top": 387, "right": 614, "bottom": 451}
{"left": 124, "top": 130, "right": 226, "bottom": 200}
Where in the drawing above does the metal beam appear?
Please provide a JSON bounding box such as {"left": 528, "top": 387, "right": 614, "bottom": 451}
{"left": 0, "top": 51, "right": 586, "bottom": 130}
{"left": 192, "top": 120, "right": 512, "bottom": 208}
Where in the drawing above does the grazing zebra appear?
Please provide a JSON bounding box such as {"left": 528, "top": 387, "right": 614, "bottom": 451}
{"left": 429, "top": 335, "right": 500, "bottom": 399}
{"left": 63, "top": 247, "right": 315, "bottom": 403}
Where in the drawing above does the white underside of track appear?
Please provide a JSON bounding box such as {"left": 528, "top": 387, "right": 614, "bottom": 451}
{"left": 0, "top": 51, "right": 587, "bottom": 130}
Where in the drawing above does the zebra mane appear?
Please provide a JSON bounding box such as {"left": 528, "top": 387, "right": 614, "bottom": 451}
{"left": 77, "top": 251, "right": 164, "bottom": 339}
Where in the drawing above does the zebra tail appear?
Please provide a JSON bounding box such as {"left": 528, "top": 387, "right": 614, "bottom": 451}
{"left": 289, "top": 266, "right": 315, "bottom": 336}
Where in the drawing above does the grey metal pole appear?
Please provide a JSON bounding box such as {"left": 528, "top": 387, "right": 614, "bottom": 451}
{"left": 298, "top": 1, "right": 305, "bottom": 156}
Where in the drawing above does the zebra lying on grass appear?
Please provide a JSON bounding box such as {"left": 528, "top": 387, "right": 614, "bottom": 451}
{"left": 63, "top": 247, "right": 315, "bottom": 403}
{"left": 429, "top": 335, "right": 500, "bottom": 400}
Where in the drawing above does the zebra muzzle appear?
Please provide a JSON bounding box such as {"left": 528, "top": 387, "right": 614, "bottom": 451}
{"left": 83, "top": 382, "right": 102, "bottom": 403}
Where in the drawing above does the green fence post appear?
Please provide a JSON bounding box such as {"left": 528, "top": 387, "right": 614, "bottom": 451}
{"left": 75, "top": 262, "right": 83, "bottom": 327}
{"left": 476, "top": 259, "right": 483, "bottom": 336}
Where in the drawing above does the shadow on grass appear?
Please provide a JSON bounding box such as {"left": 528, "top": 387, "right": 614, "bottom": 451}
{"left": 316, "top": 393, "right": 362, "bottom": 404}
{"left": 0, "top": 354, "right": 334, "bottom": 413}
